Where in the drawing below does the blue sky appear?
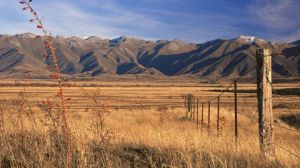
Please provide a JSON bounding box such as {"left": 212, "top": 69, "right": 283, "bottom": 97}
{"left": 0, "top": 0, "right": 299, "bottom": 43}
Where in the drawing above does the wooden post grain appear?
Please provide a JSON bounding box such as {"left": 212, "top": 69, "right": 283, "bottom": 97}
{"left": 256, "top": 48, "right": 275, "bottom": 160}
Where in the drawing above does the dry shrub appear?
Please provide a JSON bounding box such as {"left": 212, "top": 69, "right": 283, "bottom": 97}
{"left": 0, "top": 130, "right": 82, "bottom": 168}
{"left": 110, "top": 146, "right": 281, "bottom": 168}
{"left": 18, "top": 1, "right": 73, "bottom": 167}
{"left": 0, "top": 93, "right": 297, "bottom": 167}
{"left": 82, "top": 89, "right": 115, "bottom": 147}
{"left": 37, "top": 99, "right": 74, "bottom": 167}
{"left": 12, "top": 91, "right": 37, "bottom": 131}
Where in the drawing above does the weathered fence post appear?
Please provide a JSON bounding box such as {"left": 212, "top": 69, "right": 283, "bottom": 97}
{"left": 184, "top": 95, "right": 188, "bottom": 118}
{"left": 256, "top": 48, "right": 275, "bottom": 160}
{"left": 189, "top": 94, "right": 193, "bottom": 120}
{"left": 190, "top": 97, "right": 193, "bottom": 120}
{"left": 184, "top": 95, "right": 187, "bottom": 109}
{"left": 217, "top": 96, "right": 220, "bottom": 133}
{"left": 187, "top": 94, "right": 193, "bottom": 119}
{"left": 208, "top": 101, "right": 211, "bottom": 133}
{"left": 193, "top": 97, "right": 196, "bottom": 121}
{"left": 201, "top": 103, "right": 204, "bottom": 134}
{"left": 190, "top": 96, "right": 192, "bottom": 119}
{"left": 196, "top": 99, "right": 199, "bottom": 129}
{"left": 234, "top": 80, "right": 238, "bottom": 146}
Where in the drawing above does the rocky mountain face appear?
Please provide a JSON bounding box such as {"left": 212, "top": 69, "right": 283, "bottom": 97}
{"left": 0, "top": 33, "right": 299, "bottom": 80}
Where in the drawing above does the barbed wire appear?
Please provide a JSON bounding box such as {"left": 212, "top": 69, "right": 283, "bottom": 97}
{"left": 239, "top": 124, "right": 300, "bottom": 160}
{"left": 271, "top": 53, "right": 284, "bottom": 56}
{"left": 274, "top": 124, "right": 300, "bottom": 134}
{"left": 266, "top": 77, "right": 300, "bottom": 124}
{"left": 183, "top": 49, "right": 300, "bottom": 161}
{"left": 274, "top": 95, "right": 300, "bottom": 121}
{"left": 275, "top": 144, "right": 300, "bottom": 160}
{"left": 263, "top": 77, "right": 300, "bottom": 159}
{"left": 197, "top": 66, "right": 257, "bottom": 104}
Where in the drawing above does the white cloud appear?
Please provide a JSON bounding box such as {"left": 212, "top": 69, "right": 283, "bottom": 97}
{"left": 77, "top": 1, "right": 171, "bottom": 33}
{"left": 0, "top": 0, "right": 213, "bottom": 42}
{"left": 250, "top": 0, "right": 300, "bottom": 31}
{"left": 0, "top": 0, "right": 169, "bottom": 40}
{"left": 2, "top": 0, "right": 299, "bottom": 42}
{"left": 29, "top": 1, "right": 131, "bottom": 38}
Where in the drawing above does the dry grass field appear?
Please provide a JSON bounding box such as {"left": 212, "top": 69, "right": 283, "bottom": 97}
{"left": 0, "top": 80, "right": 299, "bottom": 167}
{"left": 3, "top": 0, "right": 299, "bottom": 168}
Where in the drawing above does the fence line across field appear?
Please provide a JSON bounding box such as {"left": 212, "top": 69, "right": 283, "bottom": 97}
{"left": 0, "top": 48, "right": 299, "bottom": 161}
{"left": 183, "top": 48, "right": 300, "bottom": 161}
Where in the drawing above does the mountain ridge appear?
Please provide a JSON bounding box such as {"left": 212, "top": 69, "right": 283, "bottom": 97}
{"left": 0, "top": 33, "right": 299, "bottom": 80}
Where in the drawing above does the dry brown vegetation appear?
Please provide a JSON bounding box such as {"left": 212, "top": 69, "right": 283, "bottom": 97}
{"left": 0, "top": 80, "right": 299, "bottom": 167}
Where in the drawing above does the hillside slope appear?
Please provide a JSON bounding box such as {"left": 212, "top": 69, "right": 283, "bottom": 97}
{"left": 0, "top": 33, "right": 299, "bottom": 80}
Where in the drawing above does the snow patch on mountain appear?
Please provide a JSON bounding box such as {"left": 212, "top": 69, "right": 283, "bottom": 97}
{"left": 236, "top": 36, "right": 267, "bottom": 44}
{"left": 239, "top": 36, "right": 256, "bottom": 43}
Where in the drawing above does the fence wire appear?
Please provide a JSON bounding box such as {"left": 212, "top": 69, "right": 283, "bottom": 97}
{"left": 183, "top": 62, "right": 300, "bottom": 161}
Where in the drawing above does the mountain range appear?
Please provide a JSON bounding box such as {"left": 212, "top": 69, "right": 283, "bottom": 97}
{"left": 0, "top": 33, "right": 299, "bottom": 81}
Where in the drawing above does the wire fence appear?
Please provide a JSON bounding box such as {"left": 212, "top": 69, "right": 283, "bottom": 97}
{"left": 0, "top": 50, "right": 299, "bottom": 161}
{"left": 183, "top": 63, "right": 300, "bottom": 160}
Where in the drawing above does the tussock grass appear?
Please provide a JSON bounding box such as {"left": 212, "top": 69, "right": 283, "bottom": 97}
{"left": 0, "top": 84, "right": 299, "bottom": 167}
{"left": 0, "top": 102, "right": 299, "bottom": 167}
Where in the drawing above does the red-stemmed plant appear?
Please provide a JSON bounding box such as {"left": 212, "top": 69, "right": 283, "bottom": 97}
{"left": 18, "top": 1, "right": 72, "bottom": 167}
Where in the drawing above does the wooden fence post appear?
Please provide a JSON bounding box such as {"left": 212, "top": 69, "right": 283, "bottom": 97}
{"left": 234, "top": 80, "right": 238, "bottom": 146}
{"left": 196, "top": 99, "right": 199, "bottom": 129}
{"left": 190, "top": 95, "right": 194, "bottom": 120}
{"left": 187, "top": 94, "right": 193, "bottom": 119}
{"left": 208, "top": 101, "right": 211, "bottom": 133}
{"left": 185, "top": 95, "right": 188, "bottom": 118}
{"left": 217, "top": 96, "right": 220, "bottom": 133}
{"left": 184, "top": 95, "right": 187, "bottom": 109}
{"left": 193, "top": 97, "right": 196, "bottom": 121}
{"left": 256, "top": 48, "right": 275, "bottom": 160}
{"left": 201, "top": 103, "right": 204, "bottom": 134}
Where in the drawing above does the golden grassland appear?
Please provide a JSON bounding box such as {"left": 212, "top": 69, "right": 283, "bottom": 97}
{"left": 0, "top": 80, "right": 299, "bottom": 167}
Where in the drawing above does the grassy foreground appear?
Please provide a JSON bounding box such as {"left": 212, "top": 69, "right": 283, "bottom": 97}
{"left": 0, "top": 85, "right": 299, "bottom": 167}
{"left": 0, "top": 108, "right": 298, "bottom": 167}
